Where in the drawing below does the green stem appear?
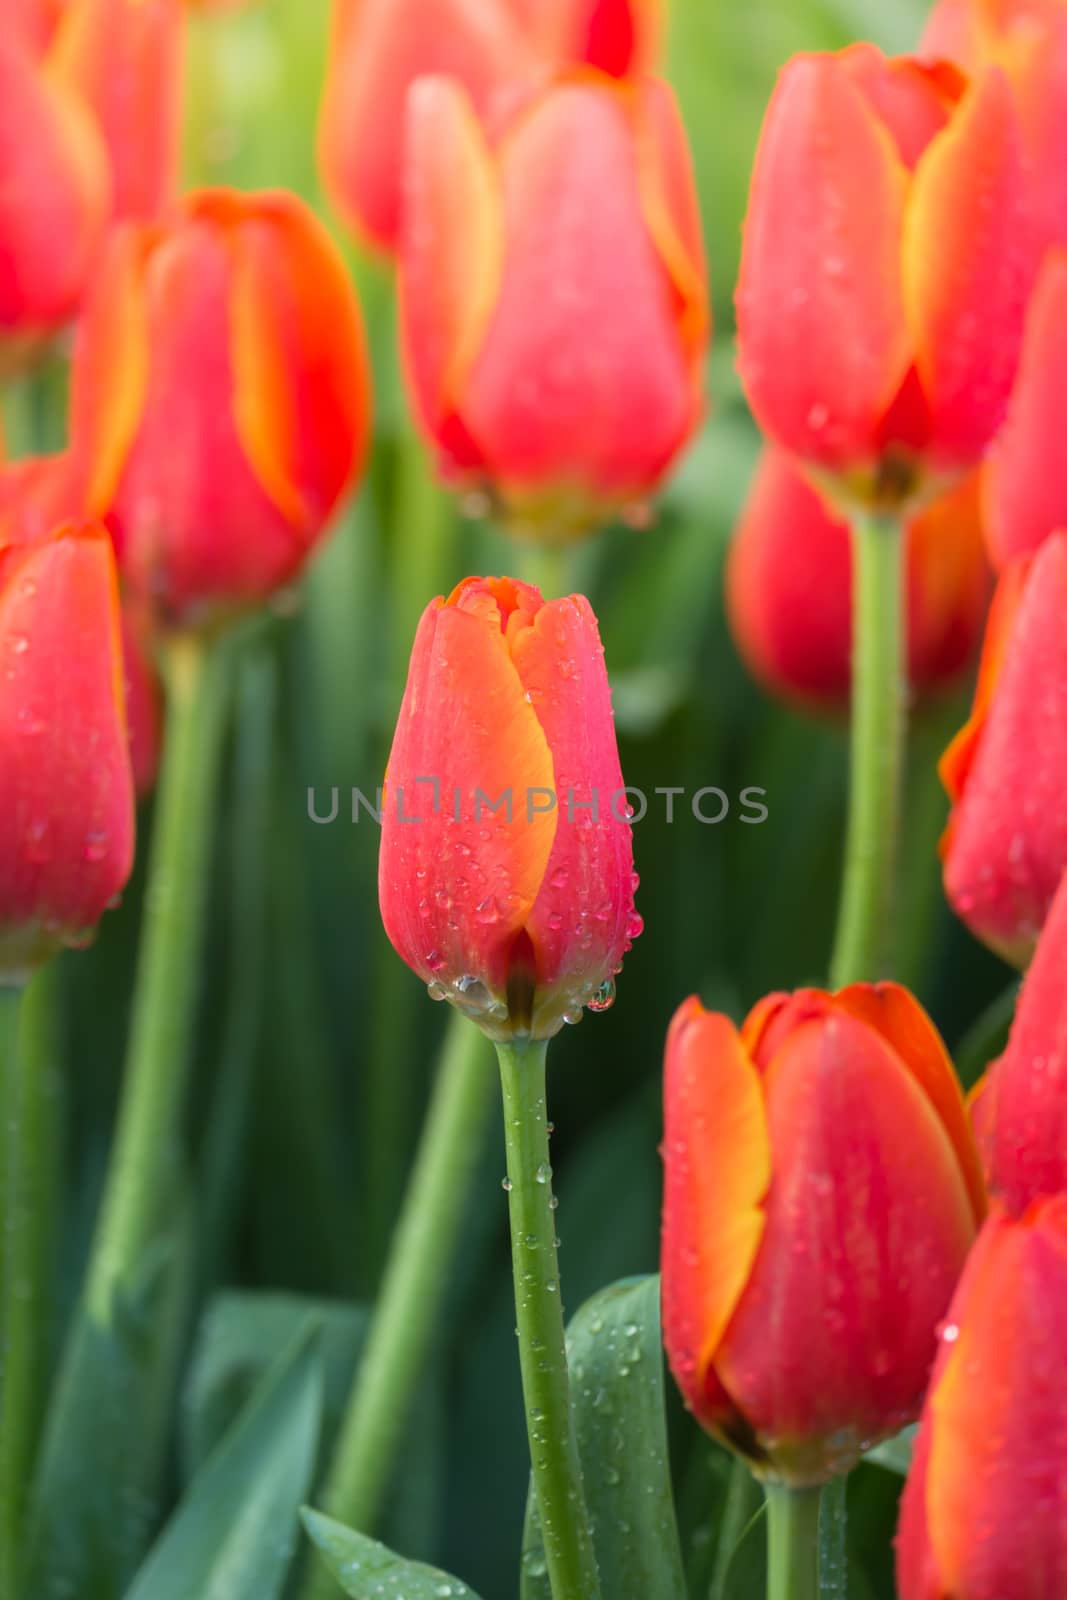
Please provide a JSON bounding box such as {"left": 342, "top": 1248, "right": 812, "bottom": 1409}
{"left": 0, "top": 967, "right": 59, "bottom": 1598}
{"left": 829, "top": 509, "right": 907, "bottom": 989}
{"left": 300, "top": 1013, "right": 496, "bottom": 1600}
{"left": 84, "top": 635, "right": 229, "bottom": 1322}
{"left": 765, "top": 1485, "right": 821, "bottom": 1600}
{"left": 496, "top": 1038, "right": 601, "bottom": 1600}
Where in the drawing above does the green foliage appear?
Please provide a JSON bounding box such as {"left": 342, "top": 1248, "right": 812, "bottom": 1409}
{"left": 302, "top": 1510, "right": 484, "bottom": 1599}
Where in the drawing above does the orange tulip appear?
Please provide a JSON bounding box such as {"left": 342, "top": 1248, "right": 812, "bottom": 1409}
{"left": 69, "top": 188, "right": 372, "bottom": 629}
{"left": 0, "top": 34, "right": 109, "bottom": 363}
{"left": 0, "top": 521, "right": 135, "bottom": 980}
{"left": 736, "top": 44, "right": 1030, "bottom": 509}
{"left": 379, "top": 576, "right": 641, "bottom": 1040}
{"left": 726, "top": 449, "right": 990, "bottom": 710}
{"left": 400, "top": 72, "right": 707, "bottom": 538}
{"left": 984, "top": 249, "right": 1067, "bottom": 568}
{"left": 940, "top": 533, "right": 1067, "bottom": 964}
{"left": 48, "top": 0, "right": 185, "bottom": 223}
{"left": 661, "top": 983, "right": 984, "bottom": 1484}
{"left": 896, "top": 1194, "right": 1067, "bottom": 1600}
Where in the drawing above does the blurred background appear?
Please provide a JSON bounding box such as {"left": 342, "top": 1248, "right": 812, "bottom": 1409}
{"left": 14, "top": 0, "right": 1014, "bottom": 1594}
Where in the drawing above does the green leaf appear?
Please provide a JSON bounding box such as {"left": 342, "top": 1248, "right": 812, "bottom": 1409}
{"left": 819, "top": 1478, "right": 848, "bottom": 1600}
{"left": 301, "top": 1508, "right": 483, "bottom": 1599}
{"left": 718, "top": 1504, "right": 767, "bottom": 1599}
{"left": 520, "top": 1275, "right": 686, "bottom": 1600}
{"left": 865, "top": 1427, "right": 916, "bottom": 1478}
{"left": 125, "top": 1328, "right": 323, "bottom": 1600}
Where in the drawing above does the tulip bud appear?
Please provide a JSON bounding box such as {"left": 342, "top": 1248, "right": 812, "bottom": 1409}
{"left": 661, "top": 983, "right": 984, "bottom": 1484}
{"left": 379, "top": 575, "right": 641, "bottom": 1040}
{"left": 400, "top": 73, "right": 708, "bottom": 538}
{"left": 317, "top": 0, "right": 534, "bottom": 254}
{"left": 0, "top": 521, "right": 135, "bottom": 982}
{"left": 970, "top": 867, "right": 1067, "bottom": 1212}
{"left": 896, "top": 1195, "right": 1067, "bottom": 1600}
{"left": 48, "top": 0, "right": 185, "bottom": 223}
{"left": 517, "top": 0, "right": 661, "bottom": 76}
{"left": 726, "top": 449, "right": 990, "bottom": 710}
{"left": 736, "top": 45, "right": 1030, "bottom": 510}
{"left": 0, "top": 35, "right": 109, "bottom": 365}
{"left": 940, "top": 532, "right": 1067, "bottom": 964}
{"left": 984, "top": 249, "right": 1067, "bottom": 568}
{"left": 69, "top": 188, "right": 372, "bottom": 629}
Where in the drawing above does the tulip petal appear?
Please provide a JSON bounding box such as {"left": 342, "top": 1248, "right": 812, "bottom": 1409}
{"left": 840, "top": 42, "right": 960, "bottom": 169}
{"left": 661, "top": 1002, "right": 771, "bottom": 1429}
{"left": 831, "top": 982, "right": 986, "bottom": 1224}
{"left": 938, "top": 551, "right": 1028, "bottom": 806}
{"left": 985, "top": 250, "right": 1067, "bottom": 568}
{"left": 378, "top": 584, "right": 557, "bottom": 999}
{"left": 903, "top": 68, "right": 1030, "bottom": 468}
{"left": 399, "top": 75, "right": 503, "bottom": 473}
{"left": 736, "top": 53, "right": 911, "bottom": 472}
{"left": 632, "top": 76, "right": 709, "bottom": 361}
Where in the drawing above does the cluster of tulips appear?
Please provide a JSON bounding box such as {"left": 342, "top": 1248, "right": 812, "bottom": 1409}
{"left": 2, "top": 0, "right": 1067, "bottom": 1596}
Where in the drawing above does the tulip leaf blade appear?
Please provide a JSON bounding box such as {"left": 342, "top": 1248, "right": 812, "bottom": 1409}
{"left": 520, "top": 1273, "right": 687, "bottom": 1600}
{"left": 864, "top": 1426, "right": 916, "bottom": 1477}
{"left": 301, "top": 1508, "right": 484, "bottom": 1598}
{"left": 124, "top": 1325, "right": 323, "bottom": 1600}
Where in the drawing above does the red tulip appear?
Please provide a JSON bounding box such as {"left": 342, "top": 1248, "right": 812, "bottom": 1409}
{"left": 971, "top": 867, "right": 1067, "bottom": 1212}
{"left": 0, "top": 521, "right": 135, "bottom": 981}
{"left": 379, "top": 575, "right": 641, "bottom": 1040}
{"left": 48, "top": 0, "right": 185, "bottom": 223}
{"left": 0, "top": 34, "right": 109, "bottom": 362}
{"left": 940, "top": 532, "right": 1067, "bottom": 964}
{"left": 8, "top": 0, "right": 65, "bottom": 53}
{"left": 517, "top": 0, "right": 661, "bottom": 76}
{"left": 922, "top": 0, "right": 1067, "bottom": 259}
{"left": 896, "top": 1194, "right": 1067, "bottom": 1600}
{"left": 0, "top": 451, "right": 164, "bottom": 794}
{"left": 317, "top": 0, "right": 534, "bottom": 254}
{"left": 69, "top": 188, "right": 372, "bottom": 629}
{"left": 725, "top": 449, "right": 990, "bottom": 710}
{"left": 400, "top": 73, "right": 707, "bottom": 537}
{"left": 662, "top": 983, "right": 984, "bottom": 1484}
{"left": 984, "top": 249, "right": 1067, "bottom": 568}
{"left": 736, "top": 44, "right": 1030, "bottom": 509}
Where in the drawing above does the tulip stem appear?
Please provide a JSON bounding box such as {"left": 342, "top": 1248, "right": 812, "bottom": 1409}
{"left": 84, "top": 633, "right": 229, "bottom": 1322}
{"left": 765, "top": 1484, "right": 821, "bottom": 1600}
{"left": 496, "top": 1037, "right": 602, "bottom": 1600}
{"left": 830, "top": 509, "right": 906, "bottom": 988}
{"left": 0, "top": 967, "right": 59, "bottom": 1599}
{"left": 300, "top": 1013, "right": 495, "bottom": 1600}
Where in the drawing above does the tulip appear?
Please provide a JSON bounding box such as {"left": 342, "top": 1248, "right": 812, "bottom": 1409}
{"left": 47, "top": 0, "right": 185, "bottom": 223}
{"left": 736, "top": 44, "right": 1030, "bottom": 510}
{"left": 69, "top": 187, "right": 372, "bottom": 628}
{"left": 984, "top": 249, "right": 1067, "bottom": 568}
{"left": 400, "top": 74, "right": 708, "bottom": 538}
{"left": 970, "top": 867, "right": 1067, "bottom": 1212}
{"left": 0, "top": 35, "right": 110, "bottom": 363}
{"left": 896, "top": 1194, "right": 1067, "bottom": 1600}
{"left": 9, "top": 0, "right": 65, "bottom": 53}
{"left": 726, "top": 449, "right": 990, "bottom": 710}
{"left": 921, "top": 0, "right": 1067, "bottom": 259}
{"left": 317, "top": 0, "right": 533, "bottom": 254}
{"left": 379, "top": 575, "right": 641, "bottom": 1040}
{"left": 517, "top": 0, "right": 662, "bottom": 76}
{"left": 940, "top": 532, "right": 1067, "bottom": 964}
{"left": 0, "top": 521, "right": 135, "bottom": 982}
{"left": 661, "top": 982, "right": 984, "bottom": 1484}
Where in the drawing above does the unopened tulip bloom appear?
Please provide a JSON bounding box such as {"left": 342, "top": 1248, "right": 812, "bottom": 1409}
{"left": 662, "top": 983, "right": 984, "bottom": 1484}
{"left": 517, "top": 0, "right": 661, "bottom": 75}
{"left": 897, "top": 1194, "right": 1067, "bottom": 1600}
{"left": 48, "top": 0, "right": 184, "bottom": 222}
{"left": 0, "top": 521, "right": 135, "bottom": 981}
{"left": 941, "top": 532, "right": 1067, "bottom": 964}
{"left": 736, "top": 44, "right": 1030, "bottom": 510}
{"left": 971, "top": 868, "right": 1067, "bottom": 1211}
{"left": 984, "top": 250, "right": 1067, "bottom": 568}
{"left": 0, "top": 35, "right": 109, "bottom": 362}
{"left": 400, "top": 74, "right": 708, "bottom": 537}
{"left": 379, "top": 575, "right": 641, "bottom": 1039}
{"left": 69, "top": 188, "right": 371, "bottom": 628}
{"left": 726, "top": 449, "right": 990, "bottom": 709}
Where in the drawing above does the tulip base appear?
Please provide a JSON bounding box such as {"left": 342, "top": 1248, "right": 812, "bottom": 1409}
{"left": 496, "top": 1037, "right": 602, "bottom": 1600}
{"left": 765, "top": 1483, "right": 821, "bottom": 1600}
{"left": 830, "top": 509, "right": 906, "bottom": 988}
